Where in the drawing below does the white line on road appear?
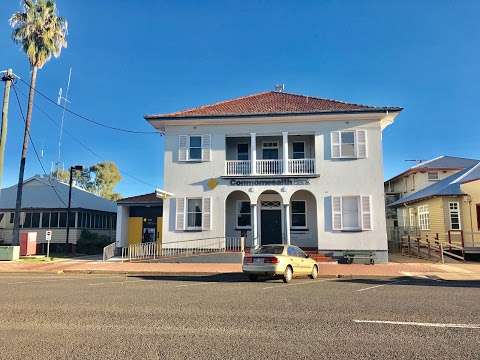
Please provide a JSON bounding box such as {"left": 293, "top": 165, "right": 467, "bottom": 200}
{"left": 175, "top": 282, "right": 217, "bottom": 288}
{"left": 356, "top": 280, "right": 406, "bottom": 292}
{"left": 353, "top": 319, "right": 480, "bottom": 329}
{"left": 262, "top": 278, "right": 331, "bottom": 290}
{"left": 88, "top": 279, "right": 144, "bottom": 286}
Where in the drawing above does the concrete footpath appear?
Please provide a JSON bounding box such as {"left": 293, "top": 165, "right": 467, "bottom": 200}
{"left": 1, "top": 257, "right": 480, "bottom": 280}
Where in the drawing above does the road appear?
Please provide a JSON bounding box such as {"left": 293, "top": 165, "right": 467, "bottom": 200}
{"left": 0, "top": 273, "right": 479, "bottom": 359}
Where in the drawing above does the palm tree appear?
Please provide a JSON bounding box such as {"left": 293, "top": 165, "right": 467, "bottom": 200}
{"left": 9, "top": 0, "right": 67, "bottom": 245}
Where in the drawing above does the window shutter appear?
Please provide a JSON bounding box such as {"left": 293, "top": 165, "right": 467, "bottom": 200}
{"left": 175, "top": 198, "right": 186, "bottom": 231}
{"left": 356, "top": 130, "right": 367, "bottom": 158}
{"left": 201, "top": 134, "right": 211, "bottom": 162}
{"left": 332, "top": 196, "right": 343, "bottom": 230}
{"left": 331, "top": 132, "right": 341, "bottom": 158}
{"left": 202, "top": 197, "right": 212, "bottom": 230}
{"left": 178, "top": 135, "right": 188, "bottom": 162}
{"left": 361, "top": 195, "right": 372, "bottom": 230}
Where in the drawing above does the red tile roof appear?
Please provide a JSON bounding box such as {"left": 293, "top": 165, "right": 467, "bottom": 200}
{"left": 145, "top": 91, "right": 402, "bottom": 119}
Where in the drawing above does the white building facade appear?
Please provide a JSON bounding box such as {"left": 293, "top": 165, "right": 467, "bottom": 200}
{"left": 144, "top": 91, "right": 402, "bottom": 262}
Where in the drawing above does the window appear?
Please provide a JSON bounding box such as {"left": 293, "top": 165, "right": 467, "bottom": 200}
{"left": 262, "top": 141, "right": 278, "bottom": 160}
{"left": 237, "top": 144, "right": 249, "bottom": 161}
{"left": 187, "top": 198, "right": 202, "bottom": 229}
{"left": 476, "top": 204, "right": 480, "bottom": 230}
{"left": 417, "top": 205, "right": 429, "bottom": 230}
{"left": 50, "top": 212, "right": 59, "bottom": 228}
{"left": 409, "top": 208, "right": 415, "bottom": 228}
{"left": 428, "top": 172, "right": 439, "bottom": 181}
{"left": 236, "top": 201, "right": 251, "bottom": 228}
{"left": 9, "top": 212, "right": 14, "bottom": 224}
{"left": 331, "top": 130, "right": 367, "bottom": 159}
{"left": 342, "top": 196, "right": 360, "bottom": 230}
{"left": 68, "top": 212, "right": 76, "bottom": 228}
{"left": 23, "top": 212, "right": 32, "bottom": 228}
{"left": 42, "top": 212, "right": 50, "bottom": 228}
{"left": 292, "top": 142, "right": 305, "bottom": 159}
{"left": 31, "top": 213, "right": 40, "bottom": 228}
{"left": 340, "top": 132, "right": 355, "bottom": 158}
{"left": 189, "top": 136, "right": 202, "bottom": 160}
{"left": 59, "top": 212, "right": 67, "bottom": 228}
{"left": 291, "top": 200, "right": 307, "bottom": 228}
{"left": 449, "top": 202, "right": 461, "bottom": 230}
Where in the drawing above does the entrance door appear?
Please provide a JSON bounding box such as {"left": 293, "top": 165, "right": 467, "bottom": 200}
{"left": 261, "top": 210, "right": 282, "bottom": 245}
{"left": 142, "top": 217, "right": 156, "bottom": 243}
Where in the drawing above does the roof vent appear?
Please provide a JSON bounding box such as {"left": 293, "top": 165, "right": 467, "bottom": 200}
{"left": 274, "top": 84, "right": 285, "bottom": 92}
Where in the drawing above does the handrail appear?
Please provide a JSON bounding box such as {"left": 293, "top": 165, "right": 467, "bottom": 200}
{"left": 400, "top": 235, "right": 465, "bottom": 263}
{"left": 102, "top": 242, "right": 116, "bottom": 262}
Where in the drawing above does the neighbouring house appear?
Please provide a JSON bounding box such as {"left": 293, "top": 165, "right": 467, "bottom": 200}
{"left": 0, "top": 176, "right": 117, "bottom": 252}
{"left": 384, "top": 156, "right": 479, "bottom": 228}
{"left": 388, "top": 162, "right": 480, "bottom": 252}
{"left": 115, "top": 89, "right": 402, "bottom": 263}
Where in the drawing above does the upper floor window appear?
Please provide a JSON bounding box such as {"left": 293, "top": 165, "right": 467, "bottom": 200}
{"left": 331, "top": 130, "right": 367, "bottom": 159}
{"left": 262, "top": 141, "right": 278, "bottom": 160}
{"left": 189, "top": 136, "right": 202, "bottom": 160}
{"left": 237, "top": 144, "right": 249, "bottom": 161}
{"left": 449, "top": 202, "right": 461, "bottom": 230}
{"left": 292, "top": 142, "right": 305, "bottom": 159}
{"left": 428, "top": 172, "right": 439, "bottom": 181}
{"left": 178, "top": 135, "right": 211, "bottom": 162}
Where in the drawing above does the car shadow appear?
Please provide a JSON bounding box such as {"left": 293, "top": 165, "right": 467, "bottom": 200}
{"left": 336, "top": 276, "right": 480, "bottom": 289}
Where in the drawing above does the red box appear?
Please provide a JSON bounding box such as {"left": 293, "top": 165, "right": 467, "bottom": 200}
{"left": 20, "top": 232, "right": 37, "bottom": 256}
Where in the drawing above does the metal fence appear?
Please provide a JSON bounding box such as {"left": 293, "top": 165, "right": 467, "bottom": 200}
{"left": 102, "top": 242, "right": 116, "bottom": 262}
{"left": 120, "top": 236, "right": 245, "bottom": 262}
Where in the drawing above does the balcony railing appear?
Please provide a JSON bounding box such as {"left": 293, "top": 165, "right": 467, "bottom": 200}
{"left": 225, "top": 159, "right": 315, "bottom": 176}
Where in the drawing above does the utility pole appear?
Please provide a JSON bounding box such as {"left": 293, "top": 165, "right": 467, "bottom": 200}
{"left": 0, "top": 69, "right": 14, "bottom": 189}
{"left": 66, "top": 165, "right": 83, "bottom": 254}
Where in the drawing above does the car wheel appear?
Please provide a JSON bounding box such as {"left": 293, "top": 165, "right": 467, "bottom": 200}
{"left": 248, "top": 274, "right": 258, "bottom": 282}
{"left": 283, "top": 266, "right": 293, "bottom": 283}
{"left": 309, "top": 265, "right": 318, "bottom": 279}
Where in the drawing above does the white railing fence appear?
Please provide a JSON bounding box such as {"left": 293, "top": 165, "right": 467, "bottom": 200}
{"left": 256, "top": 159, "right": 283, "bottom": 175}
{"left": 226, "top": 160, "right": 251, "bottom": 175}
{"left": 102, "top": 242, "right": 116, "bottom": 262}
{"left": 122, "top": 236, "right": 245, "bottom": 262}
{"left": 288, "top": 158, "right": 315, "bottom": 174}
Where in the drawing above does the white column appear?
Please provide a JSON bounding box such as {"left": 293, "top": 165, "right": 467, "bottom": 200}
{"left": 115, "top": 205, "right": 128, "bottom": 248}
{"left": 250, "top": 133, "right": 256, "bottom": 175}
{"left": 252, "top": 203, "right": 258, "bottom": 248}
{"left": 282, "top": 131, "right": 288, "bottom": 174}
{"left": 285, "top": 203, "right": 291, "bottom": 245}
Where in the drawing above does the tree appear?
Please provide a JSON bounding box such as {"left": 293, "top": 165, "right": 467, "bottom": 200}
{"left": 10, "top": 0, "right": 67, "bottom": 245}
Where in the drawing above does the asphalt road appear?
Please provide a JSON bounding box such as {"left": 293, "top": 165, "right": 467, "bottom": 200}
{"left": 0, "top": 273, "right": 479, "bottom": 360}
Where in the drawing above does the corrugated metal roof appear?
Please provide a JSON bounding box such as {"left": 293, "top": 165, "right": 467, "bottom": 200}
{"left": 0, "top": 176, "right": 116, "bottom": 212}
{"left": 117, "top": 192, "right": 163, "bottom": 205}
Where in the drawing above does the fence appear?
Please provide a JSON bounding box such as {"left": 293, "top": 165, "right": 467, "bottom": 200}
{"left": 400, "top": 234, "right": 465, "bottom": 263}
{"left": 102, "top": 242, "right": 116, "bottom": 262}
{"left": 120, "top": 236, "right": 245, "bottom": 262}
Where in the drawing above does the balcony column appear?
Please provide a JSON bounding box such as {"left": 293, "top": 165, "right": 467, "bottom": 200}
{"left": 252, "top": 203, "right": 259, "bottom": 248}
{"left": 282, "top": 131, "right": 289, "bottom": 174}
{"left": 284, "top": 203, "right": 291, "bottom": 245}
{"left": 250, "top": 133, "right": 257, "bottom": 175}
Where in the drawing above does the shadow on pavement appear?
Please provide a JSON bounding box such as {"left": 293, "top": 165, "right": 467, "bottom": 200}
{"left": 131, "top": 273, "right": 254, "bottom": 283}
{"left": 337, "top": 276, "right": 480, "bottom": 289}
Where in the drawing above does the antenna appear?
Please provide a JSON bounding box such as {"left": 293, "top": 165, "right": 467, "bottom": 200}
{"left": 274, "top": 84, "right": 285, "bottom": 92}
{"left": 55, "top": 67, "right": 72, "bottom": 172}
{"left": 405, "top": 159, "right": 426, "bottom": 165}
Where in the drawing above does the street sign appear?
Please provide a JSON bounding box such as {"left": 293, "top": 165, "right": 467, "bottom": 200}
{"left": 45, "top": 230, "right": 52, "bottom": 241}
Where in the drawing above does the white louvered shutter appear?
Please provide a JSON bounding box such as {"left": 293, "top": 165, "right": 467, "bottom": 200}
{"left": 332, "top": 196, "right": 343, "bottom": 230}
{"left": 201, "top": 134, "right": 211, "bottom": 162}
{"left": 178, "top": 135, "right": 188, "bottom": 162}
{"left": 202, "top": 197, "right": 212, "bottom": 230}
{"left": 331, "top": 132, "right": 341, "bottom": 158}
{"left": 361, "top": 195, "right": 372, "bottom": 230}
{"left": 356, "top": 130, "right": 367, "bottom": 159}
{"left": 175, "top": 198, "right": 186, "bottom": 231}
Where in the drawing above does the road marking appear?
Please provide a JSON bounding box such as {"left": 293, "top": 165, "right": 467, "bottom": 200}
{"left": 353, "top": 319, "right": 480, "bottom": 329}
{"left": 88, "top": 279, "right": 143, "bottom": 286}
{"left": 262, "top": 278, "right": 331, "bottom": 290}
{"left": 175, "top": 282, "right": 217, "bottom": 288}
{"left": 356, "top": 280, "right": 406, "bottom": 292}
{"left": 401, "top": 271, "right": 429, "bottom": 279}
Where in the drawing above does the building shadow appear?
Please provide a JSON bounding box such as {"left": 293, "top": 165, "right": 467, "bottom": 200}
{"left": 132, "top": 272, "right": 251, "bottom": 283}
{"left": 336, "top": 276, "right": 480, "bottom": 289}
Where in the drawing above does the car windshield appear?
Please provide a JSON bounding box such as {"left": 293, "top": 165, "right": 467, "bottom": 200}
{"left": 255, "top": 246, "right": 284, "bottom": 255}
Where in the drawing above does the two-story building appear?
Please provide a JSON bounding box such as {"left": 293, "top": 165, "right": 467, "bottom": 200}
{"left": 116, "top": 90, "right": 402, "bottom": 262}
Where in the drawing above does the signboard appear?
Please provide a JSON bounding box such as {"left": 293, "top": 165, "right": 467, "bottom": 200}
{"left": 45, "top": 230, "right": 52, "bottom": 241}
{"left": 229, "top": 178, "right": 310, "bottom": 186}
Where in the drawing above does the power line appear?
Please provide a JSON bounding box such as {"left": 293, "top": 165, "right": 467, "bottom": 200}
{"left": 14, "top": 83, "right": 159, "bottom": 190}
{"left": 16, "top": 76, "right": 162, "bottom": 135}
{"left": 11, "top": 83, "right": 68, "bottom": 207}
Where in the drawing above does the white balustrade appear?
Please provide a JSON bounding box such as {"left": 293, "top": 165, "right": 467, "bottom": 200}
{"left": 226, "top": 160, "right": 251, "bottom": 175}
{"left": 288, "top": 158, "right": 315, "bottom": 174}
{"left": 256, "top": 159, "right": 283, "bottom": 175}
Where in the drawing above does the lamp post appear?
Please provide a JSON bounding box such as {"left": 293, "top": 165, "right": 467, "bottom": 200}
{"left": 66, "top": 165, "right": 83, "bottom": 254}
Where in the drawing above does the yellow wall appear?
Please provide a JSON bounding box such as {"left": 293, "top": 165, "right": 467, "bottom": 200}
{"left": 460, "top": 180, "right": 480, "bottom": 246}
{"left": 127, "top": 217, "right": 143, "bottom": 245}
{"left": 156, "top": 217, "right": 163, "bottom": 244}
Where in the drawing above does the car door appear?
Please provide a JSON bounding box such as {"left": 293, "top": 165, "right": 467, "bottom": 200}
{"left": 294, "top": 247, "right": 310, "bottom": 274}
{"left": 287, "top": 246, "right": 301, "bottom": 274}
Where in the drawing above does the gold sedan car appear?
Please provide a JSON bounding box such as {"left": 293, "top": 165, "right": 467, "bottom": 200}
{"left": 242, "top": 244, "right": 319, "bottom": 283}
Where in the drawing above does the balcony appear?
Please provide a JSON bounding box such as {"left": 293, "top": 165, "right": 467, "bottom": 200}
{"left": 225, "top": 158, "right": 315, "bottom": 176}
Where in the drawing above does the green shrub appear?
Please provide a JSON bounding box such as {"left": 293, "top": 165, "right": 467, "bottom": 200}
{"left": 77, "top": 230, "right": 112, "bottom": 255}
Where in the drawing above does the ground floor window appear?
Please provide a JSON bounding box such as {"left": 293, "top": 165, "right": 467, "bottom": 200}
{"left": 409, "top": 208, "right": 416, "bottom": 228}
{"left": 291, "top": 200, "right": 306, "bottom": 228}
{"left": 449, "top": 202, "right": 461, "bottom": 230}
{"left": 417, "top": 205, "right": 429, "bottom": 230}
{"left": 342, "top": 196, "right": 360, "bottom": 230}
{"left": 187, "top": 198, "right": 202, "bottom": 229}
{"left": 236, "top": 201, "right": 251, "bottom": 228}
{"left": 332, "top": 195, "right": 372, "bottom": 231}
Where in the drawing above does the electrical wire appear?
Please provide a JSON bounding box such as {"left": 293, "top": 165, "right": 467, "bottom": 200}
{"left": 11, "top": 83, "right": 68, "bottom": 207}
{"left": 16, "top": 76, "right": 162, "bottom": 135}
{"left": 14, "top": 83, "right": 160, "bottom": 190}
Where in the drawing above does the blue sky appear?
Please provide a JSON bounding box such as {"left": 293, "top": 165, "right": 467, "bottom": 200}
{"left": 1, "top": 0, "right": 480, "bottom": 196}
